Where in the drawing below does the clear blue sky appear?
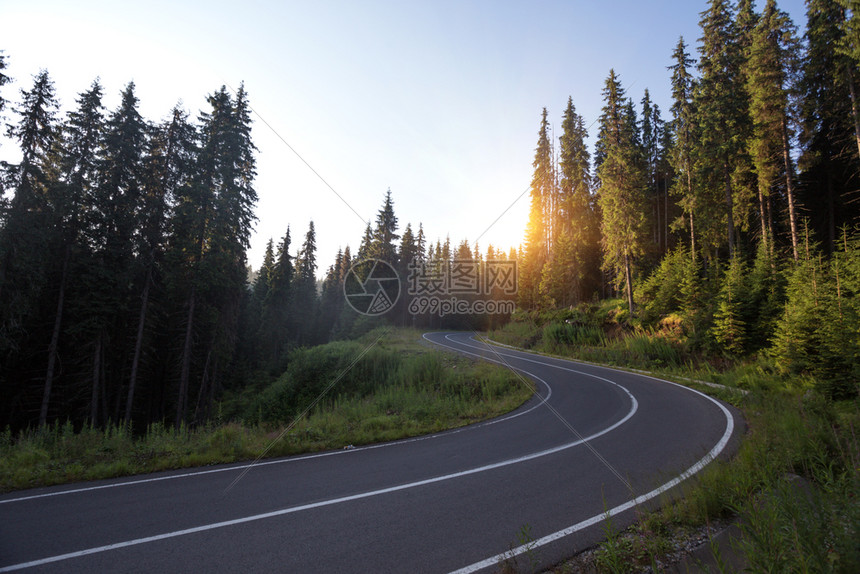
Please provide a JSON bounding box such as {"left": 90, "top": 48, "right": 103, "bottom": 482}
{"left": 0, "top": 0, "right": 808, "bottom": 275}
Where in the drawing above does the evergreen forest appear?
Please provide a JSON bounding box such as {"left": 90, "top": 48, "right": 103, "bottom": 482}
{"left": 1, "top": 0, "right": 858, "bottom": 438}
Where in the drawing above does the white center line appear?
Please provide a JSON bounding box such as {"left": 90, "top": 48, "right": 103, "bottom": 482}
{"left": 0, "top": 349, "right": 638, "bottom": 573}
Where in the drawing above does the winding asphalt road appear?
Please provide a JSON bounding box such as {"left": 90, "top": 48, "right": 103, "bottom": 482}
{"left": 0, "top": 332, "right": 742, "bottom": 573}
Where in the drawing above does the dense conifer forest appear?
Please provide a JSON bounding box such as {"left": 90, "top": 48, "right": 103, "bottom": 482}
{"left": 516, "top": 0, "right": 859, "bottom": 401}
{"left": 1, "top": 0, "right": 858, "bottom": 434}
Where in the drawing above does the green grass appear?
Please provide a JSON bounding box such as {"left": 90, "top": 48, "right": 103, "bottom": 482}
{"left": 495, "top": 314, "right": 860, "bottom": 572}
{"left": 0, "top": 328, "right": 532, "bottom": 493}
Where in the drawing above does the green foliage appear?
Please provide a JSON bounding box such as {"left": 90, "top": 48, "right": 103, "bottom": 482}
{"left": 695, "top": 0, "right": 752, "bottom": 255}
{"left": 0, "top": 329, "right": 531, "bottom": 492}
{"left": 368, "top": 189, "right": 399, "bottom": 265}
{"left": 542, "top": 321, "right": 607, "bottom": 349}
{"left": 710, "top": 255, "right": 747, "bottom": 355}
{"left": 244, "top": 329, "right": 529, "bottom": 426}
{"left": 519, "top": 107, "right": 553, "bottom": 310}
{"left": 770, "top": 236, "right": 860, "bottom": 399}
{"left": 566, "top": 375, "right": 860, "bottom": 573}
{"left": 597, "top": 69, "right": 648, "bottom": 314}
{"left": 639, "top": 245, "right": 691, "bottom": 323}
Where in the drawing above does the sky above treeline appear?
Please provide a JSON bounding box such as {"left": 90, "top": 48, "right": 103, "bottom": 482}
{"left": 0, "top": 0, "right": 809, "bottom": 275}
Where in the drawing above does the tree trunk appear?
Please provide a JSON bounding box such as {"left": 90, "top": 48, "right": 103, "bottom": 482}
{"left": 723, "top": 159, "right": 735, "bottom": 257}
{"left": 687, "top": 170, "right": 696, "bottom": 262}
{"left": 782, "top": 116, "right": 799, "bottom": 261}
{"left": 90, "top": 333, "right": 102, "bottom": 426}
{"left": 758, "top": 188, "right": 768, "bottom": 252}
{"left": 847, "top": 67, "right": 860, "bottom": 162}
{"left": 125, "top": 268, "right": 152, "bottom": 425}
{"left": 826, "top": 167, "right": 835, "bottom": 253}
{"left": 664, "top": 175, "right": 669, "bottom": 252}
{"left": 766, "top": 194, "right": 775, "bottom": 256}
{"left": 193, "top": 346, "right": 213, "bottom": 424}
{"left": 654, "top": 176, "right": 660, "bottom": 246}
{"left": 40, "top": 246, "right": 70, "bottom": 427}
{"left": 624, "top": 251, "right": 634, "bottom": 315}
{"left": 176, "top": 287, "right": 196, "bottom": 429}
{"left": 0, "top": 257, "right": 6, "bottom": 307}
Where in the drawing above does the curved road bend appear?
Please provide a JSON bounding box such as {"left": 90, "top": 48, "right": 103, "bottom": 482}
{"left": 0, "top": 331, "right": 742, "bottom": 573}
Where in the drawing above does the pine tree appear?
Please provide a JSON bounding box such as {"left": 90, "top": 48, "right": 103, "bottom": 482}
{"left": 746, "top": 0, "right": 802, "bottom": 260}
{"left": 399, "top": 222, "right": 417, "bottom": 267}
{"left": 0, "top": 51, "right": 11, "bottom": 159}
{"left": 258, "top": 229, "right": 292, "bottom": 369}
{"left": 84, "top": 81, "right": 148, "bottom": 425}
{"left": 520, "top": 108, "right": 553, "bottom": 309}
{"left": 837, "top": 0, "right": 860, "bottom": 160}
{"left": 770, "top": 250, "right": 822, "bottom": 375}
{"left": 668, "top": 37, "right": 702, "bottom": 261}
{"left": 198, "top": 84, "right": 258, "bottom": 422}
{"left": 255, "top": 238, "right": 275, "bottom": 302}
{"left": 596, "top": 70, "right": 647, "bottom": 315}
{"left": 43, "top": 79, "right": 105, "bottom": 426}
{"left": 357, "top": 222, "right": 373, "bottom": 261}
{"left": 696, "top": 0, "right": 751, "bottom": 256}
{"left": 799, "top": 0, "right": 858, "bottom": 251}
{"left": 0, "top": 70, "right": 59, "bottom": 425}
{"left": 172, "top": 85, "right": 257, "bottom": 427}
{"left": 415, "top": 223, "right": 426, "bottom": 264}
{"left": 539, "top": 231, "right": 578, "bottom": 307}
{"left": 318, "top": 246, "right": 345, "bottom": 340}
{"left": 638, "top": 245, "right": 690, "bottom": 322}
{"left": 292, "top": 221, "right": 318, "bottom": 346}
{"left": 745, "top": 232, "right": 783, "bottom": 349}
{"left": 455, "top": 239, "right": 472, "bottom": 260}
{"left": 371, "top": 189, "right": 399, "bottom": 265}
{"left": 442, "top": 235, "right": 451, "bottom": 264}
{"left": 711, "top": 256, "right": 747, "bottom": 355}
{"left": 640, "top": 90, "right": 669, "bottom": 256}
{"left": 556, "top": 96, "right": 598, "bottom": 303}
{"left": 125, "top": 104, "right": 196, "bottom": 423}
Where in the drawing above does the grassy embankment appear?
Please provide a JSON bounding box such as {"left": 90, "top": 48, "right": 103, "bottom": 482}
{"left": 0, "top": 328, "right": 532, "bottom": 493}
{"left": 489, "top": 305, "right": 859, "bottom": 573}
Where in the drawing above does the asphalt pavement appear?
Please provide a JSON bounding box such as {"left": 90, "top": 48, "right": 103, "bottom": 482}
{"left": 0, "top": 332, "right": 742, "bottom": 573}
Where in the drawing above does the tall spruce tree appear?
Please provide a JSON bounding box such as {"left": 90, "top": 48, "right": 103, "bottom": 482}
{"left": 84, "top": 81, "right": 148, "bottom": 425}
{"left": 711, "top": 256, "right": 748, "bottom": 355}
{"left": 172, "top": 85, "right": 257, "bottom": 427}
{"left": 596, "top": 70, "right": 647, "bottom": 314}
{"left": 800, "top": 0, "right": 858, "bottom": 251}
{"left": 640, "top": 90, "right": 667, "bottom": 255}
{"left": 399, "top": 223, "right": 417, "bottom": 268}
{"left": 292, "top": 221, "right": 318, "bottom": 346}
{"left": 668, "top": 37, "right": 702, "bottom": 261}
{"left": 696, "top": 0, "right": 751, "bottom": 256}
{"left": 42, "top": 79, "right": 105, "bottom": 426}
{"left": 541, "top": 96, "right": 596, "bottom": 306}
{"left": 357, "top": 222, "right": 373, "bottom": 261}
{"left": 199, "top": 84, "right": 258, "bottom": 422}
{"left": 125, "top": 104, "right": 196, "bottom": 423}
{"left": 259, "top": 228, "right": 292, "bottom": 370}
{"left": 371, "top": 189, "right": 399, "bottom": 265}
{"left": 1, "top": 71, "right": 59, "bottom": 425}
{"left": 0, "top": 51, "right": 10, "bottom": 159}
{"left": 746, "top": 0, "right": 802, "bottom": 260}
{"left": 520, "top": 108, "right": 553, "bottom": 309}
{"left": 837, "top": 0, "right": 860, "bottom": 160}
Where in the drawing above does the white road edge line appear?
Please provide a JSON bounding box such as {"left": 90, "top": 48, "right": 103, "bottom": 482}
{"left": 0, "top": 340, "right": 637, "bottom": 573}
{"left": 0, "top": 340, "right": 551, "bottom": 506}
{"left": 444, "top": 333, "right": 736, "bottom": 574}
